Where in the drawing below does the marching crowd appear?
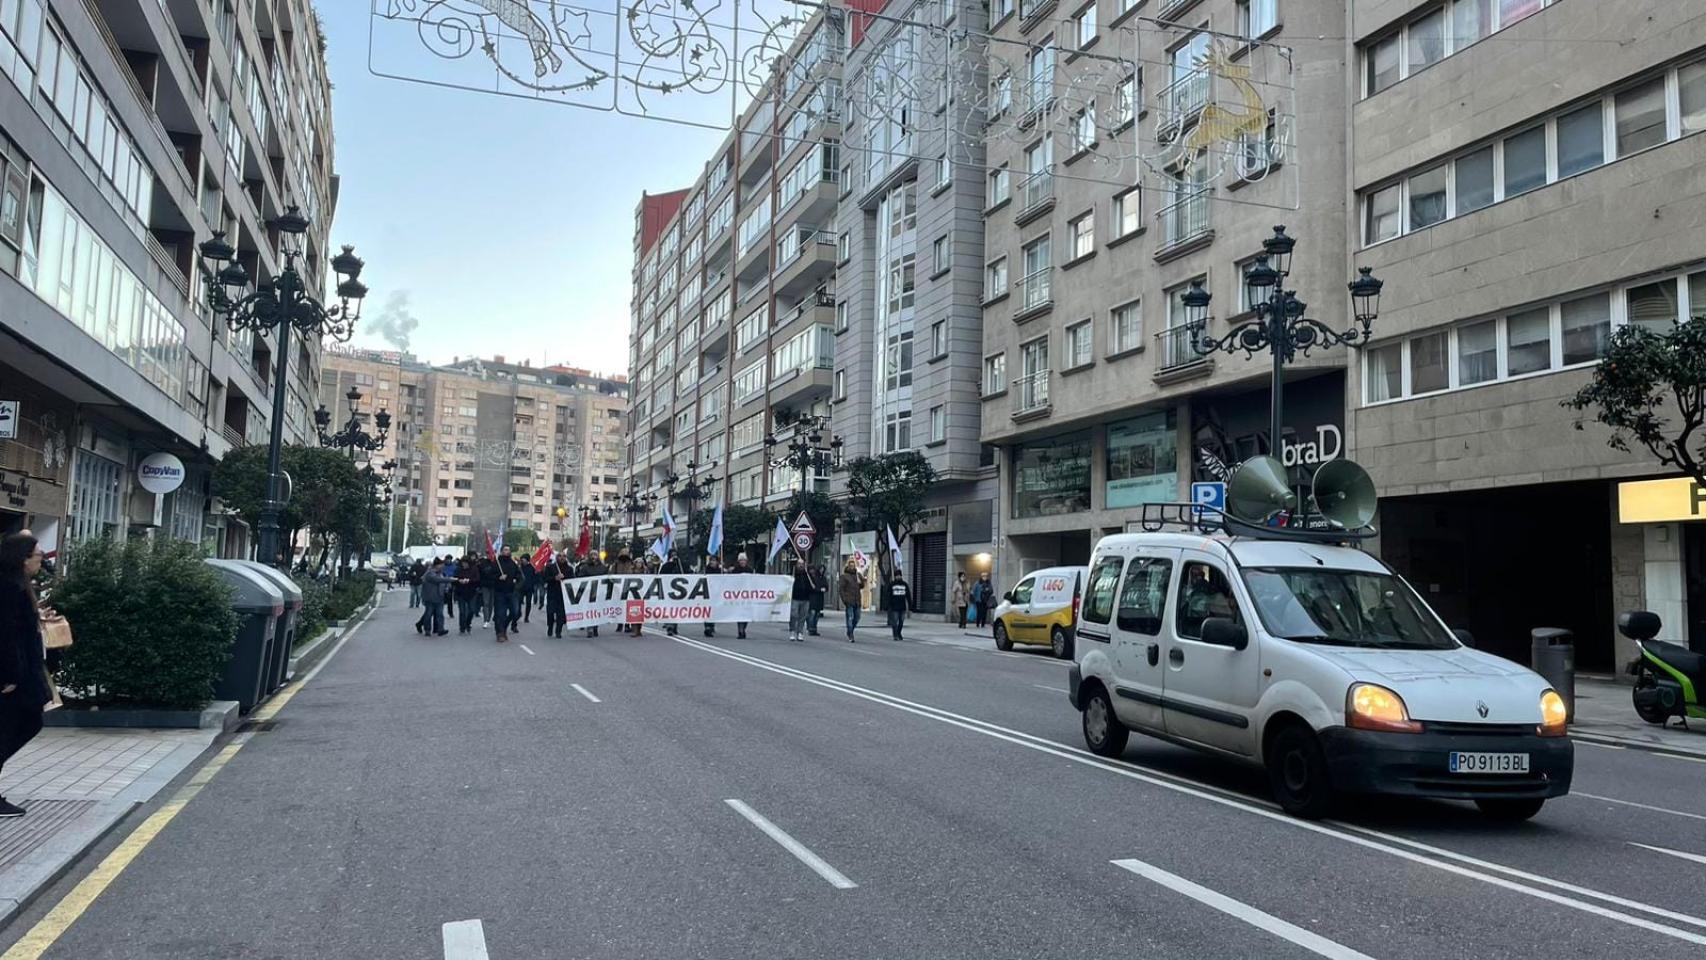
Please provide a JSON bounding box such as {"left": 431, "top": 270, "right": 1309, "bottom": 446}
{"left": 396, "top": 547, "right": 928, "bottom": 644}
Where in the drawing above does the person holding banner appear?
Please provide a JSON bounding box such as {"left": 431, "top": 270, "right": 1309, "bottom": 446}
{"left": 659, "top": 549, "right": 685, "bottom": 636}
{"left": 542, "top": 550, "right": 570, "bottom": 638}
{"left": 702, "top": 556, "right": 722, "bottom": 636}
{"left": 808, "top": 564, "right": 827, "bottom": 636}
{"left": 579, "top": 553, "right": 606, "bottom": 637}
{"left": 732, "top": 552, "right": 753, "bottom": 639}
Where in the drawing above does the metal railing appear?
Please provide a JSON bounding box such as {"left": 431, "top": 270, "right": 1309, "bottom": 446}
{"left": 145, "top": 233, "right": 191, "bottom": 299}
{"left": 1013, "top": 371, "right": 1051, "bottom": 414}
{"left": 1018, "top": 170, "right": 1054, "bottom": 214}
{"left": 1159, "top": 185, "right": 1210, "bottom": 248}
{"left": 1156, "top": 321, "right": 1206, "bottom": 370}
{"left": 1158, "top": 67, "right": 1210, "bottom": 134}
{"left": 1019, "top": 268, "right": 1052, "bottom": 312}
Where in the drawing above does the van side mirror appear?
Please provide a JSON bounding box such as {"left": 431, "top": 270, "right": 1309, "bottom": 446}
{"left": 1452, "top": 628, "right": 1476, "bottom": 648}
{"left": 1003, "top": 591, "right": 1015, "bottom": 603}
{"left": 1201, "top": 616, "right": 1248, "bottom": 650}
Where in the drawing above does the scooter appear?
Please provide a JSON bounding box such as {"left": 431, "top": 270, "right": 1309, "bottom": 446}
{"left": 1618, "top": 611, "right": 1706, "bottom": 725}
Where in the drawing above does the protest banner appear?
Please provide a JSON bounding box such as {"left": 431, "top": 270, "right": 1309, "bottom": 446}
{"left": 559, "top": 574, "right": 793, "bottom": 628}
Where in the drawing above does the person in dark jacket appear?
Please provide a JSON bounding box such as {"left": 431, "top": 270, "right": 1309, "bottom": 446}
{"left": 659, "top": 550, "right": 685, "bottom": 636}
{"left": 543, "top": 551, "right": 571, "bottom": 638}
{"left": 0, "top": 534, "right": 48, "bottom": 819}
{"left": 579, "top": 554, "right": 606, "bottom": 636}
{"left": 454, "top": 553, "right": 481, "bottom": 634}
{"left": 788, "top": 565, "right": 814, "bottom": 641}
{"left": 702, "top": 556, "right": 722, "bottom": 636}
{"left": 407, "top": 560, "right": 426, "bottom": 608}
{"left": 418, "top": 559, "right": 450, "bottom": 636}
{"left": 838, "top": 560, "right": 866, "bottom": 642}
{"left": 887, "top": 571, "right": 912, "bottom": 641}
{"left": 495, "top": 546, "right": 523, "bottom": 641}
{"left": 519, "top": 557, "right": 538, "bottom": 623}
{"left": 478, "top": 554, "right": 500, "bottom": 629}
{"left": 807, "top": 564, "right": 828, "bottom": 636}
{"left": 442, "top": 556, "right": 458, "bottom": 619}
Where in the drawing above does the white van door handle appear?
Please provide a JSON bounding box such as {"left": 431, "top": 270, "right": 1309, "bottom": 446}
{"left": 1168, "top": 647, "right": 1184, "bottom": 667}
{"left": 1146, "top": 643, "right": 1160, "bottom": 667}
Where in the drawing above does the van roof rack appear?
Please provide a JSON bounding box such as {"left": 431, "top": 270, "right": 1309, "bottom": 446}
{"left": 1137, "top": 502, "right": 1377, "bottom": 545}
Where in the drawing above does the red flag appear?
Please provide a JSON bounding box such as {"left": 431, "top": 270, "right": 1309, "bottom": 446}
{"left": 574, "top": 521, "right": 591, "bottom": 559}
{"left": 484, "top": 530, "right": 495, "bottom": 559}
{"left": 531, "top": 541, "right": 553, "bottom": 572}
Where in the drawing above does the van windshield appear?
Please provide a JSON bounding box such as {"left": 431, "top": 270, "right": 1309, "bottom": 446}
{"left": 1242, "top": 568, "right": 1458, "bottom": 650}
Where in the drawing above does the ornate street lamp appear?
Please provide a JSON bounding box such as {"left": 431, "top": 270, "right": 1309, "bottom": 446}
{"left": 764, "top": 415, "right": 844, "bottom": 500}
{"left": 1189, "top": 225, "right": 1384, "bottom": 457}
{"left": 620, "top": 478, "right": 658, "bottom": 557}
{"left": 314, "top": 386, "right": 391, "bottom": 457}
{"left": 198, "top": 207, "right": 367, "bottom": 568}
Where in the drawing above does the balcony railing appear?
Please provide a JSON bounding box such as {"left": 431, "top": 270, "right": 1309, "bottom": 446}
{"left": 146, "top": 233, "right": 191, "bottom": 299}
{"left": 1156, "top": 321, "right": 1206, "bottom": 370}
{"left": 1159, "top": 185, "right": 1210, "bottom": 249}
{"left": 1158, "top": 67, "right": 1210, "bottom": 135}
{"left": 1019, "top": 268, "right": 1052, "bottom": 312}
{"left": 1013, "top": 371, "right": 1051, "bottom": 415}
{"left": 1018, "top": 170, "right": 1053, "bottom": 215}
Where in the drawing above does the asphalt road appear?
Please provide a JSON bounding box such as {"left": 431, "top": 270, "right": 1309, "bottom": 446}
{"left": 4, "top": 592, "right": 1704, "bottom": 959}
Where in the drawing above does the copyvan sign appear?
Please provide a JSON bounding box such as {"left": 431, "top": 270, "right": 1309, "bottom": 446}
{"left": 136, "top": 452, "right": 186, "bottom": 494}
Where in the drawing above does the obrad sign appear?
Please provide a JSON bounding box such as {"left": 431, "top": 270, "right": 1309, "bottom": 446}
{"left": 559, "top": 573, "right": 793, "bottom": 627}
{"left": 1617, "top": 477, "right": 1706, "bottom": 523}
{"left": 136, "top": 452, "right": 186, "bottom": 495}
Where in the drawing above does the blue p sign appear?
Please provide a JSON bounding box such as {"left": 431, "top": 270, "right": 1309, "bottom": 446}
{"left": 1191, "top": 482, "right": 1226, "bottom": 515}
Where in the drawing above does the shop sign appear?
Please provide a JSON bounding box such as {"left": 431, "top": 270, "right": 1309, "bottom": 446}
{"left": 840, "top": 530, "right": 876, "bottom": 556}
{"left": 0, "top": 467, "right": 67, "bottom": 517}
{"left": 137, "top": 452, "right": 186, "bottom": 494}
{"left": 1617, "top": 478, "right": 1706, "bottom": 523}
{"left": 0, "top": 401, "right": 17, "bottom": 440}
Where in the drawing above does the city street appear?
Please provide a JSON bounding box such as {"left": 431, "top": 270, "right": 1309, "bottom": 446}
{"left": 3, "top": 593, "right": 1704, "bottom": 960}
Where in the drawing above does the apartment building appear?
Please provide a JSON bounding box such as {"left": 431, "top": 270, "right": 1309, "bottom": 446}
{"left": 396, "top": 355, "right": 627, "bottom": 547}
{"left": 1347, "top": 0, "right": 1706, "bottom": 668}
{"left": 835, "top": 0, "right": 1001, "bottom": 614}
{"left": 0, "top": 0, "right": 337, "bottom": 558}
{"left": 980, "top": 0, "right": 1353, "bottom": 580}
{"left": 626, "top": 10, "right": 846, "bottom": 555}
{"left": 317, "top": 345, "right": 430, "bottom": 516}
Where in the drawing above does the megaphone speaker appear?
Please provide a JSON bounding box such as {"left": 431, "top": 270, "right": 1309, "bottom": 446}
{"left": 1226, "top": 456, "right": 1297, "bottom": 522}
{"left": 1312, "top": 459, "right": 1377, "bottom": 530}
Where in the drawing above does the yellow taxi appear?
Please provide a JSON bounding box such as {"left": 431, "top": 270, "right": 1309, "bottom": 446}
{"left": 991, "top": 566, "right": 1087, "bottom": 659}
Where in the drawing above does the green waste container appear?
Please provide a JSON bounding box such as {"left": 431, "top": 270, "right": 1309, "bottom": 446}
{"left": 236, "top": 561, "right": 302, "bottom": 693}
{"left": 204, "top": 559, "right": 284, "bottom": 713}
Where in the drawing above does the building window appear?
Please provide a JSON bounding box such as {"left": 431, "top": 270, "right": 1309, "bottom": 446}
{"left": 1238, "top": 0, "right": 1277, "bottom": 40}
{"left": 1364, "top": 183, "right": 1400, "bottom": 244}
{"left": 836, "top": 230, "right": 850, "bottom": 263}
{"left": 1069, "top": 211, "right": 1094, "bottom": 259}
{"left": 1073, "top": 3, "right": 1097, "bottom": 48}
{"left": 930, "top": 319, "right": 948, "bottom": 358}
{"left": 834, "top": 368, "right": 847, "bottom": 401}
{"left": 930, "top": 405, "right": 946, "bottom": 443}
{"left": 1071, "top": 103, "right": 1097, "bottom": 154}
{"left": 1557, "top": 102, "right": 1605, "bottom": 177}
{"left": 1365, "top": 34, "right": 1399, "bottom": 95}
{"left": 985, "top": 257, "right": 1009, "bottom": 300}
{"left": 987, "top": 164, "right": 1011, "bottom": 208}
{"left": 1021, "top": 234, "right": 1052, "bottom": 310}
{"left": 1503, "top": 126, "right": 1546, "bottom": 197}
{"left": 1066, "top": 319, "right": 1093, "bottom": 368}
{"left": 885, "top": 331, "right": 914, "bottom": 389}
{"left": 1363, "top": 0, "right": 1557, "bottom": 98}
{"left": 1455, "top": 145, "right": 1495, "bottom": 213}
{"left": 1408, "top": 165, "right": 1448, "bottom": 230}
{"left": 1681, "top": 61, "right": 1706, "bottom": 135}
{"left": 1457, "top": 320, "right": 1497, "bottom": 385}
{"left": 1111, "top": 300, "right": 1142, "bottom": 354}
{"left": 1113, "top": 188, "right": 1140, "bottom": 238}
{"left": 1112, "top": 74, "right": 1137, "bottom": 128}
{"left": 1012, "top": 432, "right": 1091, "bottom": 518}
{"left": 984, "top": 353, "right": 1007, "bottom": 396}
{"left": 835, "top": 300, "right": 849, "bottom": 332}
{"left": 932, "top": 234, "right": 952, "bottom": 275}
{"left": 1410, "top": 330, "right": 1449, "bottom": 394}
{"left": 884, "top": 411, "right": 913, "bottom": 452}
{"left": 1615, "top": 77, "right": 1667, "bottom": 157}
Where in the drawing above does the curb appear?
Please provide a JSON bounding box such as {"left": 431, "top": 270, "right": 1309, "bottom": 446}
{"left": 42, "top": 700, "right": 239, "bottom": 732}
{"left": 1570, "top": 729, "right": 1706, "bottom": 760}
{"left": 0, "top": 799, "right": 133, "bottom": 931}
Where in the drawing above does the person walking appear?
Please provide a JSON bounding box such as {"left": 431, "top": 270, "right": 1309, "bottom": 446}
{"left": 838, "top": 560, "right": 866, "bottom": 642}
{"left": 702, "top": 556, "right": 722, "bottom": 637}
{"left": 887, "top": 570, "right": 912, "bottom": 641}
{"left": 495, "top": 546, "right": 523, "bottom": 640}
{"left": 478, "top": 552, "right": 500, "bottom": 629}
{"left": 971, "top": 572, "right": 994, "bottom": 629}
{"left": 807, "top": 564, "right": 828, "bottom": 636}
{"left": 519, "top": 555, "right": 538, "bottom": 624}
{"left": 788, "top": 564, "right": 814, "bottom": 642}
{"left": 442, "top": 555, "right": 458, "bottom": 621}
{"left": 611, "top": 551, "right": 638, "bottom": 634}
{"left": 731, "top": 552, "right": 753, "bottom": 639}
{"left": 407, "top": 559, "right": 425, "bottom": 608}
{"left": 418, "top": 558, "right": 450, "bottom": 636}
{"left": 659, "top": 550, "right": 685, "bottom": 636}
{"left": 0, "top": 534, "right": 50, "bottom": 819}
{"left": 952, "top": 572, "right": 970, "bottom": 630}
{"left": 454, "top": 553, "right": 480, "bottom": 634}
{"left": 580, "top": 553, "right": 607, "bottom": 637}
{"left": 543, "top": 550, "right": 571, "bottom": 638}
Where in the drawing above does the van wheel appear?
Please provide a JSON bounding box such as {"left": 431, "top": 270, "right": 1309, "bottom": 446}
{"left": 1267, "top": 725, "right": 1336, "bottom": 819}
{"left": 1082, "top": 687, "right": 1129, "bottom": 758}
{"left": 994, "top": 622, "right": 1012, "bottom": 651}
{"left": 1051, "top": 626, "right": 1071, "bottom": 659}
{"left": 1475, "top": 798, "right": 1544, "bottom": 821}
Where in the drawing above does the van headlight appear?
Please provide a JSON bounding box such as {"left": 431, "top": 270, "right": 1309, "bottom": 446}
{"left": 1346, "top": 683, "right": 1423, "bottom": 733}
{"left": 1539, "top": 689, "right": 1568, "bottom": 737}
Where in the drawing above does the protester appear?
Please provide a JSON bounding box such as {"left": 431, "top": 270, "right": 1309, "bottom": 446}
{"left": 580, "top": 553, "right": 607, "bottom": 637}
{"left": 971, "top": 572, "right": 994, "bottom": 629}
{"left": 418, "top": 558, "right": 449, "bottom": 636}
{"left": 407, "top": 559, "right": 425, "bottom": 608}
{"left": 807, "top": 563, "right": 828, "bottom": 636}
{"left": 519, "top": 555, "right": 538, "bottom": 624}
{"left": 659, "top": 549, "right": 685, "bottom": 636}
{"left": 838, "top": 560, "right": 866, "bottom": 642}
{"left": 887, "top": 570, "right": 912, "bottom": 641}
{"left": 495, "top": 546, "right": 523, "bottom": 640}
{"left": 611, "top": 551, "right": 639, "bottom": 634}
{"left": 543, "top": 549, "right": 571, "bottom": 638}
{"left": 0, "top": 533, "right": 50, "bottom": 819}
{"left": 731, "top": 552, "right": 753, "bottom": 639}
{"left": 454, "top": 553, "right": 481, "bottom": 634}
{"left": 952, "top": 572, "right": 970, "bottom": 630}
{"left": 788, "top": 563, "right": 814, "bottom": 642}
{"left": 478, "top": 552, "right": 500, "bottom": 629}
{"left": 702, "top": 556, "right": 722, "bottom": 637}
{"left": 442, "top": 555, "right": 458, "bottom": 620}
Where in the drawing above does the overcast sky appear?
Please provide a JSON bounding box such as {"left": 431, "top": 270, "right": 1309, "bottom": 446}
{"left": 318, "top": 4, "right": 730, "bottom": 376}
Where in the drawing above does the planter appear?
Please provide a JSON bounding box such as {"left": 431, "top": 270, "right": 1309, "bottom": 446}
{"left": 288, "top": 625, "right": 342, "bottom": 680}
{"left": 43, "top": 700, "right": 241, "bottom": 732}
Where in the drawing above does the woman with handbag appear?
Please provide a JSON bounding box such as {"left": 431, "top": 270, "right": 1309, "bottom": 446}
{"left": 0, "top": 533, "right": 52, "bottom": 818}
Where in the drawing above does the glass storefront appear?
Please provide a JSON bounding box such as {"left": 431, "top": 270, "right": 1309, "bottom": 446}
{"left": 1012, "top": 431, "right": 1091, "bottom": 518}
{"left": 1106, "top": 411, "right": 1177, "bottom": 508}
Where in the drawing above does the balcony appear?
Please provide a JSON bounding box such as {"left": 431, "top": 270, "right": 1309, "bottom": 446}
{"left": 1157, "top": 68, "right": 1211, "bottom": 140}
{"left": 1016, "top": 269, "right": 1053, "bottom": 320}
{"left": 769, "top": 364, "right": 834, "bottom": 408}
{"left": 773, "top": 229, "right": 838, "bottom": 298}
{"left": 1157, "top": 186, "right": 1211, "bottom": 256}
{"left": 1154, "top": 321, "right": 1211, "bottom": 382}
{"left": 1012, "top": 371, "right": 1051, "bottom": 421}
{"left": 1015, "top": 171, "right": 1055, "bottom": 225}
{"left": 776, "top": 289, "right": 836, "bottom": 334}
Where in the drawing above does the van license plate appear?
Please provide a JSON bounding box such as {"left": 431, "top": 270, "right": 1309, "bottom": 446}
{"left": 1448, "top": 752, "right": 1529, "bottom": 774}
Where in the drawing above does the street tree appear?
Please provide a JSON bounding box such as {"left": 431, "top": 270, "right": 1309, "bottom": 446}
{"left": 370, "top": 504, "right": 432, "bottom": 553}
{"left": 212, "top": 444, "right": 368, "bottom": 567}
{"left": 686, "top": 503, "right": 773, "bottom": 565}
{"left": 844, "top": 452, "right": 939, "bottom": 585}
{"left": 1564, "top": 318, "right": 1706, "bottom": 487}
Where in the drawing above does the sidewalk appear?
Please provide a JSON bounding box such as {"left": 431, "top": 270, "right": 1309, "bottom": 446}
{"left": 1569, "top": 675, "right": 1706, "bottom": 757}
{"left": 0, "top": 725, "right": 218, "bottom": 925}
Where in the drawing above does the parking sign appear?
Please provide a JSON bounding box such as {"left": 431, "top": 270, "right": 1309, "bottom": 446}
{"left": 1191, "top": 482, "right": 1226, "bottom": 515}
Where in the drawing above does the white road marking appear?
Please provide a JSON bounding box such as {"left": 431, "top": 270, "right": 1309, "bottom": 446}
{"left": 671, "top": 636, "right": 1706, "bottom": 945}
{"left": 1112, "top": 858, "right": 1377, "bottom": 960}
{"left": 518, "top": 644, "right": 535, "bottom": 656}
{"left": 724, "top": 798, "right": 857, "bottom": 890}
{"left": 1032, "top": 684, "right": 1068, "bottom": 694}
{"left": 442, "top": 919, "right": 490, "bottom": 960}
{"left": 1573, "top": 792, "right": 1706, "bottom": 823}
{"left": 1630, "top": 842, "right": 1706, "bottom": 866}
{"left": 571, "top": 683, "right": 601, "bottom": 703}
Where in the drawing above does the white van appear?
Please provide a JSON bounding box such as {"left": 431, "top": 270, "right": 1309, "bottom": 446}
{"left": 1068, "top": 529, "right": 1572, "bottom": 820}
{"left": 990, "top": 566, "right": 1088, "bottom": 659}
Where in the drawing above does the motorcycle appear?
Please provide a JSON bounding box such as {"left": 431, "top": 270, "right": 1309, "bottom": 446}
{"left": 1618, "top": 611, "right": 1706, "bottom": 725}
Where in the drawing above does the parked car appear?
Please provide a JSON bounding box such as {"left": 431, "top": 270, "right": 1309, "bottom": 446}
{"left": 991, "top": 565, "right": 1087, "bottom": 659}
{"left": 1067, "top": 530, "right": 1571, "bottom": 821}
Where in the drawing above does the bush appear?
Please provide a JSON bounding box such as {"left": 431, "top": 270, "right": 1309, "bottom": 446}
{"left": 292, "top": 574, "right": 329, "bottom": 647}
{"left": 323, "top": 575, "right": 374, "bottom": 623}
{"left": 51, "top": 538, "right": 237, "bottom": 709}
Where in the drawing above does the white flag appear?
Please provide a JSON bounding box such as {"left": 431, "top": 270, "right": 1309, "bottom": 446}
{"left": 766, "top": 517, "right": 790, "bottom": 565}
{"left": 659, "top": 504, "right": 678, "bottom": 553}
{"left": 706, "top": 501, "right": 725, "bottom": 557}
{"left": 887, "top": 525, "right": 904, "bottom": 571}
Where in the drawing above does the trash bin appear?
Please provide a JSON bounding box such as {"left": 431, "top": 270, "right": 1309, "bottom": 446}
{"left": 235, "top": 561, "right": 302, "bottom": 693}
{"left": 204, "top": 559, "right": 284, "bottom": 713}
{"left": 1530, "top": 627, "right": 1575, "bottom": 722}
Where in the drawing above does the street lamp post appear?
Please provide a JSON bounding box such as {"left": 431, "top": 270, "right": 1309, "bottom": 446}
{"left": 620, "top": 479, "right": 657, "bottom": 559}
{"left": 198, "top": 207, "right": 367, "bottom": 569}
{"left": 1186, "top": 225, "right": 1384, "bottom": 458}
{"left": 313, "top": 388, "right": 392, "bottom": 569}
{"left": 666, "top": 459, "right": 719, "bottom": 564}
